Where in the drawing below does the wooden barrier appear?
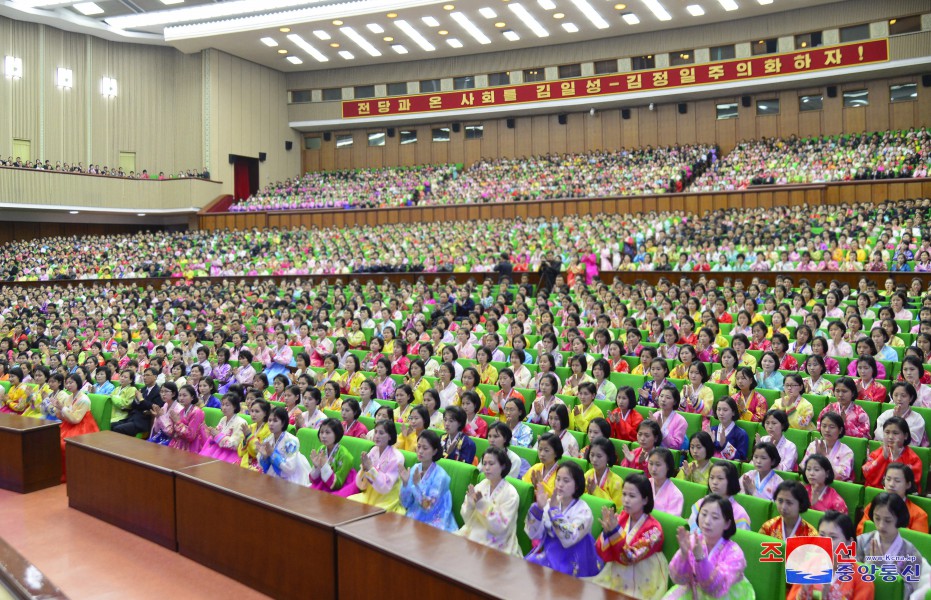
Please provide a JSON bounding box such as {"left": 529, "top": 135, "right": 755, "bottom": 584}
{"left": 175, "top": 460, "right": 383, "bottom": 600}
{"left": 65, "top": 431, "right": 216, "bottom": 550}
{"left": 0, "top": 535, "right": 68, "bottom": 599}
{"left": 198, "top": 178, "right": 931, "bottom": 232}
{"left": 335, "top": 512, "right": 622, "bottom": 600}
{"left": 0, "top": 414, "right": 61, "bottom": 494}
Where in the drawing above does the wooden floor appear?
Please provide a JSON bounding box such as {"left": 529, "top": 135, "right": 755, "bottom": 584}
{"left": 0, "top": 485, "right": 270, "bottom": 600}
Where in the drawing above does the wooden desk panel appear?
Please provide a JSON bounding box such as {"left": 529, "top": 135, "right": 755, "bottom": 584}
{"left": 65, "top": 431, "right": 216, "bottom": 550}
{"left": 0, "top": 414, "right": 61, "bottom": 493}
{"left": 0, "top": 534, "right": 68, "bottom": 599}
{"left": 175, "top": 461, "right": 383, "bottom": 600}
{"left": 336, "top": 512, "right": 623, "bottom": 600}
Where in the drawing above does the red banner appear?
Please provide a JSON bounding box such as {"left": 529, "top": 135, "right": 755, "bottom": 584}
{"left": 342, "top": 39, "right": 889, "bottom": 119}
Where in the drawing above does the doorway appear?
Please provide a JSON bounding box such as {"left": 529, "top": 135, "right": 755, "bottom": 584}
{"left": 231, "top": 155, "right": 259, "bottom": 200}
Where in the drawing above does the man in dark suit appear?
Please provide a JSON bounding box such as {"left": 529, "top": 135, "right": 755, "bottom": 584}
{"left": 112, "top": 367, "right": 163, "bottom": 436}
{"left": 493, "top": 252, "right": 513, "bottom": 283}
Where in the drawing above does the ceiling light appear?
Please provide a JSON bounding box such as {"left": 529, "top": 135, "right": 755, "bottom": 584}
{"left": 383, "top": 36, "right": 394, "bottom": 41}
{"left": 717, "top": 0, "right": 738, "bottom": 10}
{"left": 552, "top": 12, "right": 564, "bottom": 18}
{"left": 451, "top": 12, "right": 491, "bottom": 44}
{"left": 508, "top": 4, "right": 549, "bottom": 37}
{"left": 338, "top": 50, "right": 354, "bottom": 59}
{"left": 422, "top": 16, "right": 440, "bottom": 26}
{"left": 889, "top": 18, "right": 896, "bottom": 24}
{"left": 495, "top": 21, "right": 506, "bottom": 27}
{"left": 287, "top": 33, "right": 329, "bottom": 62}
{"left": 137, "top": 213, "right": 147, "bottom": 216}
{"left": 642, "top": 0, "right": 671, "bottom": 21}
{"left": 446, "top": 38, "right": 463, "bottom": 48}
{"left": 313, "top": 30, "right": 330, "bottom": 39}
{"left": 330, "top": 42, "right": 340, "bottom": 47}
{"left": 686, "top": 4, "right": 704, "bottom": 15}
{"left": 502, "top": 30, "right": 520, "bottom": 41}
{"left": 260, "top": 37, "right": 278, "bottom": 46}
{"left": 538, "top": 0, "right": 556, "bottom": 8}
{"left": 286, "top": 56, "right": 303, "bottom": 64}
{"left": 443, "top": 4, "right": 455, "bottom": 9}
{"left": 160, "top": 0, "right": 184, "bottom": 4}
{"left": 4, "top": 56, "right": 22, "bottom": 79}
{"left": 341, "top": 26, "right": 382, "bottom": 56}
{"left": 279, "top": 27, "right": 290, "bottom": 33}
{"left": 332, "top": 19, "right": 343, "bottom": 25}
{"left": 757, "top": 0, "right": 773, "bottom": 3}
{"left": 800, "top": 41, "right": 807, "bottom": 47}
{"left": 622, "top": 12, "right": 640, "bottom": 24}
{"left": 562, "top": 22, "right": 579, "bottom": 32}
{"left": 73, "top": 2, "right": 104, "bottom": 15}
{"left": 614, "top": 3, "right": 627, "bottom": 8}
{"left": 391, "top": 44, "right": 408, "bottom": 53}
{"left": 100, "top": 76, "right": 117, "bottom": 97}
{"left": 387, "top": 12, "right": 397, "bottom": 18}
{"left": 395, "top": 19, "right": 436, "bottom": 50}
{"left": 569, "top": 0, "right": 609, "bottom": 29}
{"left": 366, "top": 23, "right": 384, "bottom": 33}
{"left": 56, "top": 67, "right": 73, "bottom": 88}
{"left": 438, "top": 30, "right": 448, "bottom": 34}
{"left": 69, "top": 211, "right": 80, "bottom": 215}
{"left": 278, "top": 49, "right": 288, "bottom": 53}
{"left": 479, "top": 7, "right": 497, "bottom": 18}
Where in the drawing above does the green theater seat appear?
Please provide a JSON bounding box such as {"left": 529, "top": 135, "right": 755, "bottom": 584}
{"left": 438, "top": 458, "right": 479, "bottom": 527}
{"left": 732, "top": 529, "right": 785, "bottom": 600}
{"left": 87, "top": 393, "right": 112, "bottom": 431}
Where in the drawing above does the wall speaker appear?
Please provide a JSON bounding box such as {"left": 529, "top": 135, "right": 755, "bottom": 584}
{"left": 258, "top": 152, "right": 267, "bottom": 162}
{"left": 323, "top": 132, "right": 332, "bottom": 142}
{"left": 741, "top": 95, "right": 751, "bottom": 108}
{"left": 921, "top": 74, "right": 931, "bottom": 87}
{"left": 826, "top": 85, "right": 838, "bottom": 98}
{"left": 621, "top": 108, "right": 631, "bottom": 120}
{"left": 228, "top": 154, "right": 236, "bottom": 164}
{"left": 285, "top": 141, "right": 293, "bottom": 151}
{"left": 557, "top": 114, "right": 567, "bottom": 125}
{"left": 506, "top": 118, "right": 515, "bottom": 129}
{"left": 677, "top": 103, "right": 687, "bottom": 115}
{"left": 452, "top": 122, "right": 461, "bottom": 133}
{"left": 387, "top": 127, "right": 396, "bottom": 138}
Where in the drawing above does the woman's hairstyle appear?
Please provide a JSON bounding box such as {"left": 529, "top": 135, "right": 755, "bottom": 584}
{"left": 885, "top": 462, "right": 919, "bottom": 496}
{"left": 488, "top": 421, "right": 513, "bottom": 446}
{"left": 556, "top": 460, "right": 586, "bottom": 499}
{"left": 819, "top": 411, "right": 847, "bottom": 438}
{"left": 713, "top": 396, "right": 741, "bottom": 420}
{"left": 637, "top": 419, "right": 663, "bottom": 445}
{"left": 537, "top": 431, "right": 565, "bottom": 461}
{"left": 752, "top": 442, "right": 780, "bottom": 467}
{"left": 444, "top": 405, "right": 466, "bottom": 429}
{"left": 483, "top": 446, "right": 512, "bottom": 478}
{"left": 374, "top": 419, "right": 398, "bottom": 446}
{"left": 818, "top": 511, "right": 855, "bottom": 542}
{"left": 736, "top": 366, "right": 757, "bottom": 389}
{"left": 550, "top": 404, "right": 570, "bottom": 431}
{"left": 659, "top": 386, "right": 681, "bottom": 410}
{"left": 505, "top": 397, "right": 527, "bottom": 421}
{"left": 269, "top": 405, "right": 290, "bottom": 426}
{"left": 890, "top": 382, "right": 918, "bottom": 406}
{"left": 801, "top": 453, "right": 836, "bottom": 486}
{"left": 648, "top": 447, "right": 679, "bottom": 478}
{"left": 585, "top": 437, "right": 618, "bottom": 467}
{"left": 699, "top": 494, "right": 738, "bottom": 539}
{"left": 418, "top": 429, "right": 443, "bottom": 462}
{"left": 410, "top": 405, "right": 430, "bottom": 429}
{"left": 623, "top": 472, "right": 655, "bottom": 514}
{"left": 709, "top": 461, "right": 741, "bottom": 496}
{"left": 883, "top": 415, "right": 913, "bottom": 446}
{"left": 221, "top": 393, "right": 242, "bottom": 414}
{"left": 180, "top": 384, "right": 199, "bottom": 404}
{"left": 342, "top": 399, "right": 362, "bottom": 419}
{"left": 588, "top": 417, "right": 612, "bottom": 441}
{"left": 319, "top": 418, "right": 345, "bottom": 443}
{"left": 868, "top": 492, "right": 910, "bottom": 528}
{"left": 691, "top": 431, "right": 715, "bottom": 460}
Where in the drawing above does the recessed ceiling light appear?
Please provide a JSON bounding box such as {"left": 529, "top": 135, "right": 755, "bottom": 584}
{"left": 395, "top": 20, "right": 436, "bottom": 50}
{"left": 73, "top": 2, "right": 104, "bottom": 15}
{"left": 287, "top": 33, "right": 329, "bottom": 62}
{"left": 503, "top": 30, "right": 520, "bottom": 41}
{"left": 391, "top": 44, "right": 408, "bottom": 54}
{"left": 446, "top": 38, "right": 463, "bottom": 48}
{"left": 538, "top": 0, "right": 556, "bottom": 8}
{"left": 338, "top": 50, "right": 354, "bottom": 59}
{"left": 313, "top": 30, "right": 331, "bottom": 40}
{"left": 422, "top": 16, "right": 440, "bottom": 26}
{"left": 562, "top": 22, "right": 579, "bottom": 32}
{"left": 717, "top": 0, "right": 738, "bottom": 10}
{"left": 450, "top": 12, "right": 491, "bottom": 44}
{"left": 341, "top": 26, "right": 382, "bottom": 56}
{"left": 443, "top": 4, "right": 455, "bottom": 9}
{"left": 278, "top": 49, "right": 288, "bottom": 54}
{"left": 330, "top": 42, "right": 340, "bottom": 47}
{"left": 159, "top": 0, "right": 183, "bottom": 5}
{"left": 570, "top": 0, "right": 609, "bottom": 28}
{"left": 286, "top": 56, "right": 303, "bottom": 64}
{"left": 642, "top": 0, "right": 671, "bottom": 21}
{"left": 758, "top": 0, "right": 773, "bottom": 4}
{"left": 332, "top": 20, "right": 343, "bottom": 25}
{"left": 686, "top": 4, "right": 704, "bottom": 16}
{"left": 367, "top": 23, "right": 384, "bottom": 33}
{"left": 69, "top": 211, "right": 80, "bottom": 215}
{"left": 508, "top": 4, "right": 549, "bottom": 37}
{"left": 479, "top": 7, "right": 497, "bottom": 18}
{"left": 137, "top": 213, "right": 147, "bottom": 216}
{"left": 622, "top": 12, "right": 640, "bottom": 24}
{"left": 387, "top": 12, "right": 398, "bottom": 18}
{"left": 552, "top": 12, "right": 564, "bottom": 18}
{"left": 495, "top": 21, "right": 506, "bottom": 27}
{"left": 438, "top": 30, "right": 449, "bottom": 35}
{"left": 383, "top": 36, "right": 394, "bottom": 41}
{"left": 279, "top": 27, "right": 290, "bottom": 33}
{"left": 260, "top": 37, "right": 278, "bottom": 47}
{"left": 614, "top": 3, "right": 627, "bottom": 9}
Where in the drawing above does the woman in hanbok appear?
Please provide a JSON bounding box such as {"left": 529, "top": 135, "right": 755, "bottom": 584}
{"left": 666, "top": 495, "right": 756, "bottom": 600}
{"left": 856, "top": 461, "right": 927, "bottom": 535}
{"left": 239, "top": 400, "right": 272, "bottom": 472}
{"left": 264, "top": 332, "right": 293, "bottom": 381}
{"left": 357, "top": 380, "right": 381, "bottom": 420}
{"left": 875, "top": 382, "right": 928, "bottom": 447}
{"left": 161, "top": 384, "right": 208, "bottom": 453}
{"left": 400, "top": 430, "right": 458, "bottom": 532}
{"left": 593, "top": 473, "right": 669, "bottom": 600}
{"left": 349, "top": 419, "right": 406, "bottom": 514}
{"left": 802, "top": 454, "right": 848, "bottom": 515}
{"left": 339, "top": 355, "right": 366, "bottom": 398}
{"left": 55, "top": 374, "right": 100, "bottom": 480}
{"left": 457, "top": 447, "right": 522, "bottom": 556}
{"left": 522, "top": 432, "right": 563, "bottom": 496}
{"left": 638, "top": 360, "right": 676, "bottom": 409}
{"left": 525, "top": 461, "right": 602, "bottom": 578}
{"left": 441, "top": 405, "right": 476, "bottom": 464}
{"left": 772, "top": 374, "right": 816, "bottom": 431}
{"left": 309, "top": 418, "right": 360, "bottom": 497}
{"left": 621, "top": 420, "right": 661, "bottom": 473}
{"left": 0, "top": 367, "right": 33, "bottom": 415}
{"left": 711, "top": 398, "right": 749, "bottom": 461}
{"left": 819, "top": 377, "right": 870, "bottom": 439}
{"left": 652, "top": 387, "right": 687, "bottom": 450}
{"left": 732, "top": 367, "right": 768, "bottom": 423}
{"left": 863, "top": 416, "right": 923, "bottom": 493}
{"left": 787, "top": 511, "right": 875, "bottom": 600}
{"left": 855, "top": 493, "right": 930, "bottom": 599}
{"left": 488, "top": 421, "right": 528, "bottom": 479}
{"left": 854, "top": 356, "right": 888, "bottom": 404}
{"left": 199, "top": 394, "right": 247, "bottom": 464}
{"left": 374, "top": 357, "right": 396, "bottom": 401}
{"left": 213, "top": 348, "right": 234, "bottom": 394}
{"left": 340, "top": 399, "right": 369, "bottom": 439}
{"left": 460, "top": 391, "right": 487, "bottom": 439}
{"left": 584, "top": 438, "right": 623, "bottom": 508}
{"left": 258, "top": 406, "right": 311, "bottom": 486}
{"left": 687, "top": 462, "right": 751, "bottom": 532}
{"left": 526, "top": 373, "right": 564, "bottom": 425}
{"left": 741, "top": 442, "right": 784, "bottom": 501}
{"left": 537, "top": 404, "right": 580, "bottom": 459}
{"left": 504, "top": 398, "right": 534, "bottom": 448}
{"left": 648, "top": 448, "right": 684, "bottom": 516}
{"left": 149, "top": 383, "right": 182, "bottom": 445}
{"left": 802, "top": 412, "right": 854, "bottom": 482}
{"left": 608, "top": 386, "right": 643, "bottom": 442}
{"left": 681, "top": 363, "right": 713, "bottom": 431}
{"left": 677, "top": 432, "right": 714, "bottom": 486}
